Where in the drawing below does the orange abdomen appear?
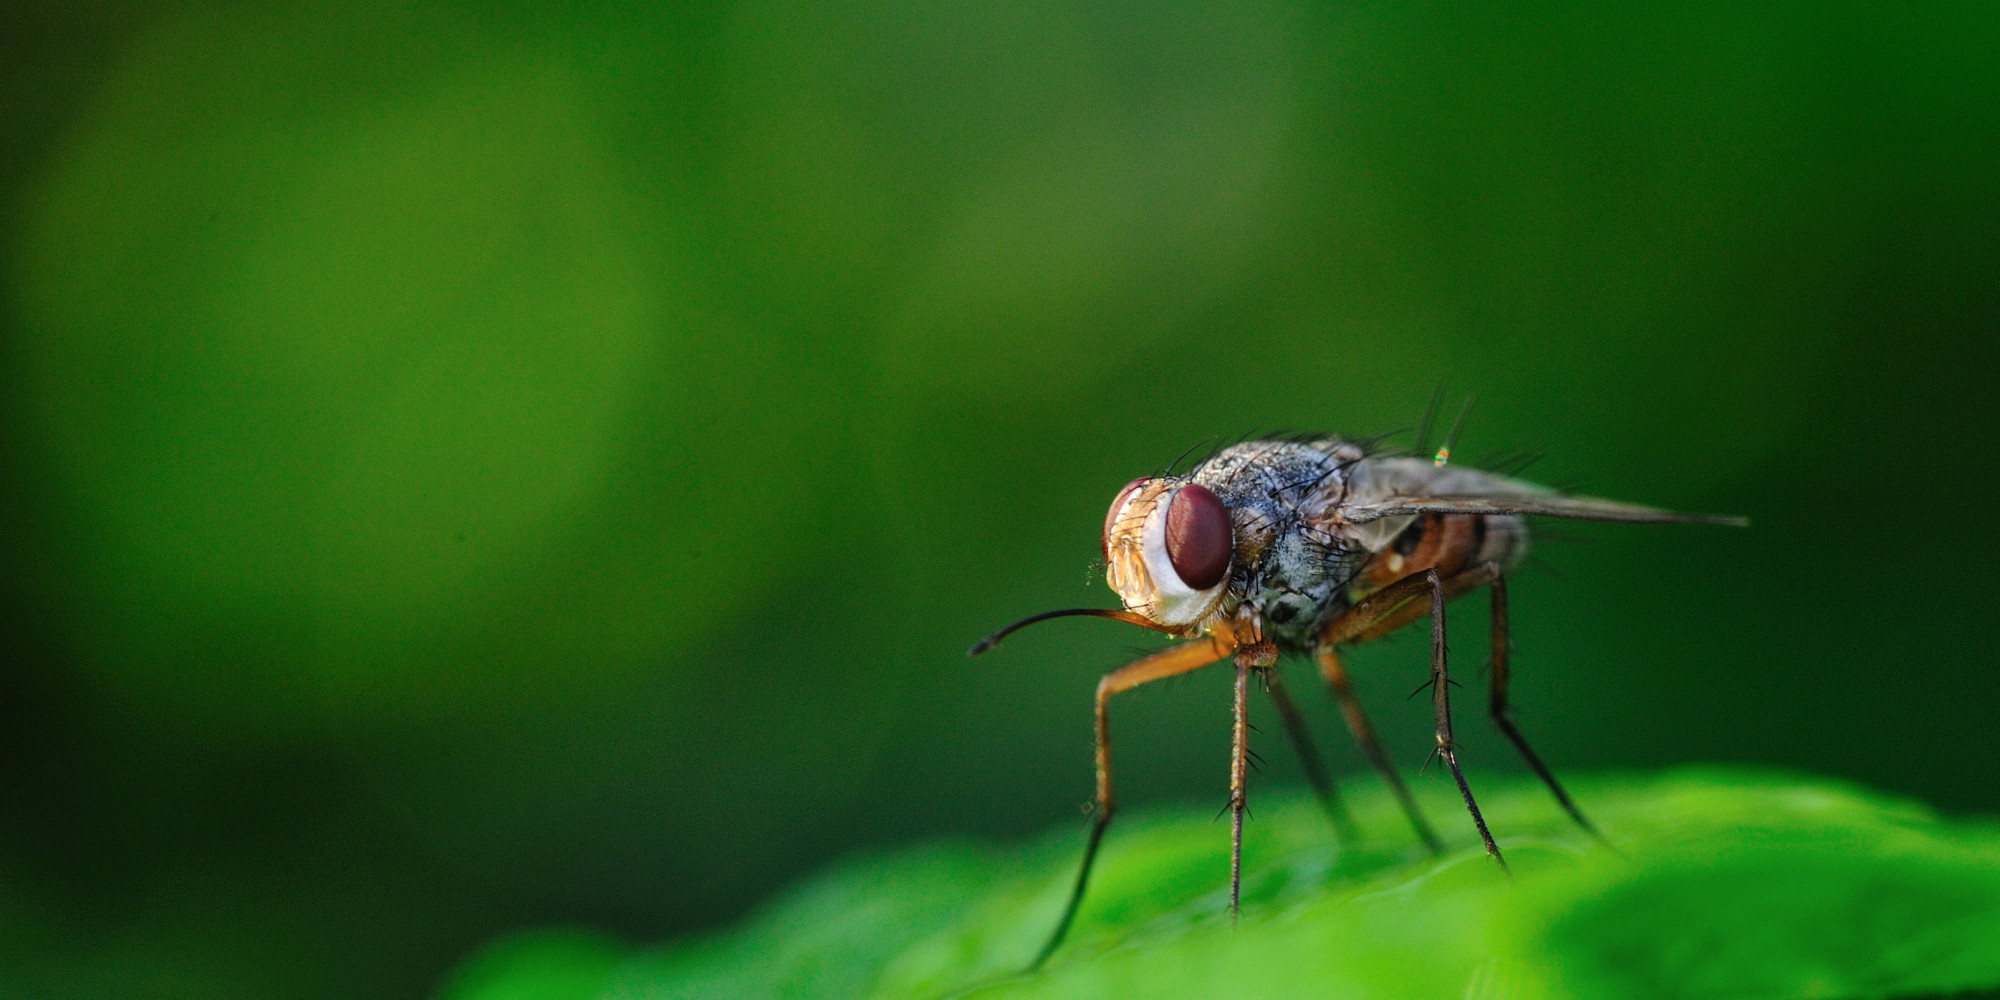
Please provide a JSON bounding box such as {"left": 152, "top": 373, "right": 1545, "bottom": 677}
{"left": 1354, "top": 513, "right": 1521, "bottom": 597}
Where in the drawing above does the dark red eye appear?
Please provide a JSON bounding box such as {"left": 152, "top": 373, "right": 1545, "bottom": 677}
{"left": 1165, "top": 484, "right": 1232, "bottom": 589}
{"left": 1102, "top": 478, "right": 1149, "bottom": 559}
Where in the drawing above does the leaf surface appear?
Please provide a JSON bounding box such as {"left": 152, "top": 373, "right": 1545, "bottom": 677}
{"left": 445, "top": 770, "right": 2000, "bottom": 1000}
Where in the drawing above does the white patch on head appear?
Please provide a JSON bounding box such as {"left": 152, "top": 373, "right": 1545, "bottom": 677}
{"left": 1136, "top": 487, "right": 1228, "bottom": 626}
{"left": 1104, "top": 481, "right": 1231, "bottom": 629}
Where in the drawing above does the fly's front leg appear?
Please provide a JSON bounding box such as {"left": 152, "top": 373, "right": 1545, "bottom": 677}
{"left": 1031, "top": 633, "right": 1237, "bottom": 971}
{"left": 1228, "top": 656, "right": 1252, "bottom": 920}
{"left": 1488, "top": 572, "right": 1603, "bottom": 842}
{"left": 1226, "top": 640, "right": 1279, "bottom": 920}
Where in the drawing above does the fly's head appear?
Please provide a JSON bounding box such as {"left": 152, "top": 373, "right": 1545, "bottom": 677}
{"left": 1101, "top": 477, "right": 1235, "bottom": 632}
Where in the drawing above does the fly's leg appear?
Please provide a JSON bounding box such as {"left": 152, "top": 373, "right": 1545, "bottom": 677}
{"left": 1030, "top": 633, "right": 1238, "bottom": 971}
{"left": 1228, "top": 657, "right": 1251, "bottom": 921}
{"left": 1262, "top": 666, "right": 1357, "bottom": 843}
{"left": 1487, "top": 572, "right": 1603, "bottom": 842}
{"left": 1418, "top": 568, "right": 1507, "bottom": 871}
{"left": 1326, "top": 560, "right": 1498, "bottom": 646}
{"left": 1313, "top": 564, "right": 1504, "bottom": 859}
{"left": 1314, "top": 648, "right": 1442, "bottom": 854}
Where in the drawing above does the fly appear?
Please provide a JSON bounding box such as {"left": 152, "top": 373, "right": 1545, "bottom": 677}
{"left": 970, "top": 422, "right": 1745, "bottom": 969}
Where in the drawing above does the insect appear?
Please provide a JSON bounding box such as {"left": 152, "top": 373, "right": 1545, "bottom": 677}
{"left": 970, "top": 417, "right": 1744, "bottom": 968}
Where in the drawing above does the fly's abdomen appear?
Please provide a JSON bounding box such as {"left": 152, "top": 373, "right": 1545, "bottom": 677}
{"left": 1477, "top": 513, "right": 1530, "bottom": 575}
{"left": 1354, "top": 512, "right": 1530, "bottom": 596}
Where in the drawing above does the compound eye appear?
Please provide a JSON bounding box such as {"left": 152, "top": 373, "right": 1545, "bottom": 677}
{"left": 1164, "top": 484, "right": 1232, "bottom": 590}
{"left": 1102, "top": 478, "right": 1150, "bottom": 559}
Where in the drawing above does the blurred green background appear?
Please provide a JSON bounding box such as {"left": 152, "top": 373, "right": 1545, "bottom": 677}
{"left": 1, "top": 2, "right": 1996, "bottom": 998}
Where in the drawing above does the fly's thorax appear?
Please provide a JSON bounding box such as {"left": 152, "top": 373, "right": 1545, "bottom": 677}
{"left": 1181, "top": 438, "right": 1370, "bottom": 651}
{"left": 1102, "top": 478, "right": 1235, "bottom": 630}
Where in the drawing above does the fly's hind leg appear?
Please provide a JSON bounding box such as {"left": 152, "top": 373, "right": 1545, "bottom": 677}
{"left": 1417, "top": 568, "right": 1507, "bottom": 871}
{"left": 1316, "top": 565, "right": 1506, "bottom": 868}
{"left": 1488, "top": 573, "right": 1604, "bottom": 842}
{"left": 1031, "top": 633, "right": 1237, "bottom": 971}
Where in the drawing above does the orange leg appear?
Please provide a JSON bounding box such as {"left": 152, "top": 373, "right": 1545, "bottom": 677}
{"left": 1228, "top": 657, "right": 1251, "bottom": 921}
{"left": 1030, "top": 632, "right": 1238, "bottom": 970}
{"left": 1261, "top": 667, "right": 1357, "bottom": 843}
{"left": 1323, "top": 561, "right": 1498, "bottom": 645}
{"left": 1315, "top": 565, "right": 1506, "bottom": 869}
{"left": 1315, "top": 647, "right": 1443, "bottom": 854}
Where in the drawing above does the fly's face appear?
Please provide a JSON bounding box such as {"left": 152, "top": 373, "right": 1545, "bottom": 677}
{"left": 1100, "top": 477, "right": 1235, "bottom": 630}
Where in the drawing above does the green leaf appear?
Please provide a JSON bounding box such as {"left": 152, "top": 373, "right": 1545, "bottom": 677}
{"left": 445, "top": 769, "right": 2000, "bottom": 1000}
{"left": 439, "top": 929, "right": 625, "bottom": 1000}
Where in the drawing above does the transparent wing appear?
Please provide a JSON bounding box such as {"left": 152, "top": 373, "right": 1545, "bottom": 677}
{"left": 1340, "top": 493, "right": 1747, "bottom": 526}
